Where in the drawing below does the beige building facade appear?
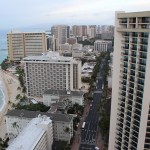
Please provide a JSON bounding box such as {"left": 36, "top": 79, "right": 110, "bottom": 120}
{"left": 7, "top": 32, "right": 47, "bottom": 61}
{"left": 109, "top": 11, "right": 150, "bottom": 150}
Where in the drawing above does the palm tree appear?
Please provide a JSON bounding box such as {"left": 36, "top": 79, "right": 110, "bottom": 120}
{"left": 12, "top": 122, "right": 19, "bottom": 134}
{"left": 64, "top": 127, "right": 70, "bottom": 133}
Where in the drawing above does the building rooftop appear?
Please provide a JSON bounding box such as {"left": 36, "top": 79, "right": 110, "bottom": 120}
{"left": 7, "top": 116, "right": 51, "bottom": 150}
{"left": 43, "top": 89, "right": 84, "bottom": 96}
{"left": 6, "top": 109, "right": 73, "bottom": 122}
{"left": 23, "top": 51, "right": 73, "bottom": 62}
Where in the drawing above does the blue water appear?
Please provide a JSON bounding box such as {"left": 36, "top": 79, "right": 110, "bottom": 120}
{"left": 0, "top": 30, "right": 8, "bottom": 110}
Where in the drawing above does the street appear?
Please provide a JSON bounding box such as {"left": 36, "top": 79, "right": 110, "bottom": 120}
{"left": 79, "top": 59, "right": 106, "bottom": 150}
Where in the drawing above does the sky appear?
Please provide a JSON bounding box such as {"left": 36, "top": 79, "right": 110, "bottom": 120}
{"left": 1, "top": 0, "right": 150, "bottom": 30}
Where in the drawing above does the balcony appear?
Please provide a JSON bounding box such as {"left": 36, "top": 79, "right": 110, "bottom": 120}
{"left": 132, "top": 32, "right": 138, "bottom": 37}
{"left": 134, "top": 103, "right": 142, "bottom": 110}
{"left": 140, "top": 39, "right": 148, "bottom": 45}
{"left": 132, "top": 130, "right": 138, "bottom": 138}
{"left": 134, "top": 108, "right": 141, "bottom": 116}
{"left": 128, "top": 94, "right": 133, "bottom": 100}
{"left": 136, "top": 97, "right": 142, "bottom": 105}
{"left": 139, "top": 46, "right": 147, "bottom": 52}
{"left": 127, "top": 105, "right": 132, "bottom": 112}
{"left": 126, "top": 110, "right": 132, "bottom": 117}
{"left": 133, "top": 114, "right": 141, "bottom": 122}
{"left": 137, "top": 85, "right": 144, "bottom": 91}
{"left": 129, "top": 82, "right": 134, "bottom": 89}
{"left": 131, "top": 39, "right": 138, "bottom": 44}
{"left": 138, "top": 66, "right": 145, "bottom": 73}
{"left": 137, "top": 61, "right": 146, "bottom": 66}
{"left": 120, "top": 19, "right": 127, "bottom": 24}
{"left": 139, "top": 32, "right": 149, "bottom": 38}
{"left": 131, "top": 135, "right": 138, "bottom": 143}
{"left": 139, "top": 54, "right": 147, "bottom": 59}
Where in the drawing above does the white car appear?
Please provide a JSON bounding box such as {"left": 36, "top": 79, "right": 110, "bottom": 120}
{"left": 95, "top": 147, "right": 100, "bottom": 150}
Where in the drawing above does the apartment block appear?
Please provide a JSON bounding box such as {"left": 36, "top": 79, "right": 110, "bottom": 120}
{"left": 7, "top": 115, "right": 53, "bottom": 150}
{"left": 7, "top": 31, "right": 47, "bottom": 61}
{"left": 87, "top": 25, "right": 96, "bottom": 38}
{"left": 94, "top": 40, "right": 112, "bottom": 52}
{"left": 109, "top": 11, "right": 150, "bottom": 150}
{"left": 51, "top": 25, "right": 69, "bottom": 50}
{"left": 6, "top": 109, "right": 73, "bottom": 143}
{"left": 23, "top": 51, "right": 81, "bottom": 97}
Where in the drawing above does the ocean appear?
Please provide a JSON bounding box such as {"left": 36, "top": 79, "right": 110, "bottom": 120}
{"left": 0, "top": 30, "right": 8, "bottom": 110}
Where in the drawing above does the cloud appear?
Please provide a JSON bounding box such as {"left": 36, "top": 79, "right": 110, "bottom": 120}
{"left": 0, "top": 0, "right": 150, "bottom": 29}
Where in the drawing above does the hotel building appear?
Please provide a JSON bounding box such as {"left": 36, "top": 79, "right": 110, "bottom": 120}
{"left": 109, "top": 11, "right": 150, "bottom": 150}
{"left": 7, "top": 115, "right": 53, "bottom": 150}
{"left": 7, "top": 32, "right": 47, "bottom": 61}
{"left": 6, "top": 109, "right": 73, "bottom": 143}
{"left": 23, "top": 51, "right": 81, "bottom": 97}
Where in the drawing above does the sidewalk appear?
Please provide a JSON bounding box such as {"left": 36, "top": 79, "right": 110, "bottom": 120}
{"left": 71, "top": 100, "right": 90, "bottom": 150}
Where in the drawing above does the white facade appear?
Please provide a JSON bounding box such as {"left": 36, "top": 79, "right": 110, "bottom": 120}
{"left": 59, "top": 43, "right": 72, "bottom": 51}
{"left": 6, "top": 110, "right": 73, "bottom": 143}
{"left": 7, "top": 115, "right": 53, "bottom": 150}
{"left": 109, "top": 11, "right": 150, "bottom": 150}
{"left": 94, "top": 40, "right": 112, "bottom": 52}
{"left": 72, "top": 50, "right": 84, "bottom": 58}
{"left": 23, "top": 51, "right": 82, "bottom": 97}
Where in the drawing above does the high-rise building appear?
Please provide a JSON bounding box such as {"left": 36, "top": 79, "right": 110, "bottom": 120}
{"left": 7, "top": 31, "right": 47, "bottom": 61}
{"left": 51, "top": 25, "right": 69, "bottom": 50}
{"left": 87, "top": 25, "right": 96, "bottom": 38}
{"left": 109, "top": 11, "right": 150, "bottom": 150}
{"left": 72, "top": 25, "right": 82, "bottom": 37}
{"left": 23, "top": 51, "right": 81, "bottom": 97}
{"left": 7, "top": 115, "right": 53, "bottom": 150}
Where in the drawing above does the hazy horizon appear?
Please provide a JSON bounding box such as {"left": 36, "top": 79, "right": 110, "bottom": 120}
{"left": 1, "top": 0, "right": 150, "bottom": 30}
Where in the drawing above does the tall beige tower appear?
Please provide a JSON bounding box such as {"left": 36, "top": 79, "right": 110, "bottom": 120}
{"left": 109, "top": 11, "right": 150, "bottom": 150}
{"left": 7, "top": 32, "right": 47, "bottom": 61}
{"left": 51, "top": 25, "right": 69, "bottom": 50}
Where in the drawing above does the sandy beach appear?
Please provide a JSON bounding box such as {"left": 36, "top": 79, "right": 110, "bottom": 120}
{"left": 0, "top": 69, "right": 22, "bottom": 139}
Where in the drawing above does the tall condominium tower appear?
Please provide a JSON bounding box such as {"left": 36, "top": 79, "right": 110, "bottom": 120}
{"left": 109, "top": 11, "right": 150, "bottom": 150}
{"left": 7, "top": 32, "right": 47, "bottom": 61}
{"left": 51, "top": 25, "right": 69, "bottom": 50}
{"left": 23, "top": 51, "right": 81, "bottom": 97}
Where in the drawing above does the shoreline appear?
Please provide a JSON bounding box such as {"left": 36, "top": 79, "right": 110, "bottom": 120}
{"left": 0, "top": 86, "right": 6, "bottom": 112}
{"left": 0, "top": 69, "right": 22, "bottom": 139}
{"left": 0, "top": 69, "right": 8, "bottom": 114}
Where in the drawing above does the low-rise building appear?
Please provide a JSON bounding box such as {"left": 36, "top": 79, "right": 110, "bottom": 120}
{"left": 72, "top": 49, "right": 84, "bottom": 58}
{"left": 59, "top": 43, "right": 72, "bottom": 51}
{"left": 43, "top": 89, "right": 84, "bottom": 106}
{"left": 94, "top": 40, "right": 112, "bottom": 52}
{"left": 6, "top": 109, "right": 73, "bottom": 143}
{"left": 67, "top": 37, "right": 77, "bottom": 45}
{"left": 7, "top": 115, "right": 53, "bottom": 150}
{"left": 82, "top": 62, "right": 95, "bottom": 78}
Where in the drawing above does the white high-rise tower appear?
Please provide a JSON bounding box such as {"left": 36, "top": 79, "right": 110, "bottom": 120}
{"left": 109, "top": 11, "right": 150, "bottom": 150}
